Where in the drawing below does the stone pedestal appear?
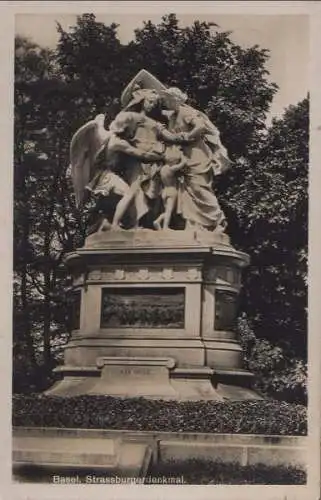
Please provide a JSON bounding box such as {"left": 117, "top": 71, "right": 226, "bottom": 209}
{"left": 47, "top": 229, "right": 261, "bottom": 400}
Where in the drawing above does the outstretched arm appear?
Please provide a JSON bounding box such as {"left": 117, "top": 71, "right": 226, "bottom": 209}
{"left": 108, "top": 135, "right": 163, "bottom": 162}
{"left": 157, "top": 119, "right": 207, "bottom": 144}
{"left": 158, "top": 126, "right": 185, "bottom": 143}
{"left": 180, "top": 116, "right": 208, "bottom": 142}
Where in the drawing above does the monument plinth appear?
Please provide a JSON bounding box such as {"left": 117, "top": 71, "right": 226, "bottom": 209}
{"left": 47, "top": 229, "right": 259, "bottom": 400}
{"left": 47, "top": 69, "right": 261, "bottom": 400}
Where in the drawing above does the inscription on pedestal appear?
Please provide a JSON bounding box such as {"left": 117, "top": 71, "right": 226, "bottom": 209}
{"left": 102, "top": 366, "right": 153, "bottom": 377}
{"left": 100, "top": 287, "right": 185, "bottom": 328}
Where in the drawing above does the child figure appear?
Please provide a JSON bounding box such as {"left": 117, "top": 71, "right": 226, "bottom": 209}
{"left": 153, "top": 145, "right": 187, "bottom": 230}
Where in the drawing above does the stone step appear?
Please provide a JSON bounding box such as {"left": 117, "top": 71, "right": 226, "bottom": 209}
{"left": 118, "top": 442, "right": 152, "bottom": 477}
{"left": 13, "top": 436, "right": 116, "bottom": 452}
{"left": 13, "top": 436, "right": 117, "bottom": 468}
{"left": 12, "top": 436, "right": 153, "bottom": 479}
{"left": 12, "top": 450, "right": 117, "bottom": 468}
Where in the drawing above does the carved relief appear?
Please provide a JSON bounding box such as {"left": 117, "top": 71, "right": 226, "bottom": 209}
{"left": 162, "top": 268, "right": 174, "bottom": 280}
{"left": 100, "top": 287, "right": 185, "bottom": 328}
{"left": 114, "top": 269, "right": 125, "bottom": 280}
{"left": 90, "top": 270, "right": 102, "bottom": 280}
{"left": 187, "top": 268, "right": 200, "bottom": 280}
{"left": 137, "top": 268, "right": 150, "bottom": 280}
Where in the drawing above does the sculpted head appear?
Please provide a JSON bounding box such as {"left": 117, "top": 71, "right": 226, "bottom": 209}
{"left": 161, "top": 87, "right": 188, "bottom": 111}
{"left": 142, "top": 90, "right": 160, "bottom": 113}
{"left": 125, "top": 88, "right": 160, "bottom": 115}
{"left": 109, "top": 111, "right": 144, "bottom": 138}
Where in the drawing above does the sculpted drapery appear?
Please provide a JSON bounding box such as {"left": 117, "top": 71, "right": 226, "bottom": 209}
{"left": 69, "top": 70, "right": 232, "bottom": 234}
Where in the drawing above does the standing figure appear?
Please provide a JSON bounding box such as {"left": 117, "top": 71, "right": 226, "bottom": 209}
{"left": 109, "top": 88, "right": 187, "bottom": 229}
{"left": 153, "top": 145, "right": 187, "bottom": 230}
{"left": 160, "top": 87, "right": 232, "bottom": 232}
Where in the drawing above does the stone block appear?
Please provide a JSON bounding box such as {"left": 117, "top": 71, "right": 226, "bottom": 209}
{"left": 170, "top": 367, "right": 223, "bottom": 401}
{"left": 89, "top": 356, "right": 178, "bottom": 399}
{"left": 246, "top": 445, "right": 307, "bottom": 467}
{"left": 159, "top": 441, "right": 245, "bottom": 464}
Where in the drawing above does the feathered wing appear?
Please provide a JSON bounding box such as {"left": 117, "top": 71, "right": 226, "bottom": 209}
{"left": 70, "top": 114, "right": 110, "bottom": 208}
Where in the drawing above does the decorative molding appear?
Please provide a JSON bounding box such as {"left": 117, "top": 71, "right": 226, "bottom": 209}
{"left": 90, "top": 270, "right": 102, "bottom": 281}
{"left": 114, "top": 269, "right": 125, "bottom": 280}
{"left": 137, "top": 268, "right": 150, "bottom": 280}
{"left": 86, "top": 265, "right": 203, "bottom": 283}
{"left": 187, "top": 268, "right": 200, "bottom": 280}
{"left": 162, "top": 268, "right": 174, "bottom": 280}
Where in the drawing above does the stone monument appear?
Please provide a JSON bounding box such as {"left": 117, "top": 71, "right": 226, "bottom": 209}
{"left": 47, "top": 70, "right": 260, "bottom": 400}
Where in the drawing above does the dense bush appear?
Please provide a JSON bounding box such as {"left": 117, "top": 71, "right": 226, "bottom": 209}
{"left": 150, "top": 459, "right": 306, "bottom": 484}
{"left": 12, "top": 395, "right": 306, "bottom": 436}
{"left": 237, "top": 315, "right": 307, "bottom": 405}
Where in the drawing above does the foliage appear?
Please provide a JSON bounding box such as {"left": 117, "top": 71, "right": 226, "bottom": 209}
{"left": 237, "top": 315, "right": 307, "bottom": 404}
{"left": 132, "top": 14, "right": 277, "bottom": 158}
{"left": 150, "top": 459, "right": 306, "bottom": 485}
{"left": 14, "top": 36, "right": 83, "bottom": 388}
{"left": 222, "top": 98, "right": 308, "bottom": 360}
{"left": 12, "top": 395, "right": 307, "bottom": 436}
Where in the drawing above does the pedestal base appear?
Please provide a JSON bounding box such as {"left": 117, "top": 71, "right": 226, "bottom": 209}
{"left": 47, "top": 229, "right": 262, "bottom": 401}
{"left": 46, "top": 357, "right": 262, "bottom": 401}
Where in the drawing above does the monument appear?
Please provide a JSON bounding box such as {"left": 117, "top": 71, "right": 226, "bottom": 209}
{"left": 47, "top": 70, "right": 260, "bottom": 401}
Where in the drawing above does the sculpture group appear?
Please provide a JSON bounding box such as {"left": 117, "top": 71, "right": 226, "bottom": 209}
{"left": 47, "top": 71, "right": 256, "bottom": 402}
{"left": 70, "top": 70, "right": 232, "bottom": 235}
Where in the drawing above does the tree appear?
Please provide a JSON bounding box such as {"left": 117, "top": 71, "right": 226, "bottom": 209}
{"left": 14, "top": 36, "right": 53, "bottom": 386}
{"left": 14, "top": 36, "right": 81, "bottom": 390}
{"left": 226, "top": 98, "right": 309, "bottom": 361}
{"left": 131, "top": 14, "right": 278, "bottom": 158}
{"left": 56, "top": 13, "right": 127, "bottom": 123}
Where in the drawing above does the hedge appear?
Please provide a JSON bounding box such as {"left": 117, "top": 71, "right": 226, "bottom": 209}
{"left": 12, "top": 395, "right": 307, "bottom": 435}
{"left": 150, "top": 459, "right": 306, "bottom": 484}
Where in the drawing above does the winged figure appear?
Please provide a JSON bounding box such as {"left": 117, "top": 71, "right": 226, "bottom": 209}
{"left": 68, "top": 69, "right": 232, "bottom": 234}
{"left": 70, "top": 114, "right": 110, "bottom": 208}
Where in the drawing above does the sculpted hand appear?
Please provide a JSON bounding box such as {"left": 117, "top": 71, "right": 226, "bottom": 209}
{"left": 143, "top": 151, "right": 164, "bottom": 161}
{"left": 176, "top": 132, "right": 193, "bottom": 143}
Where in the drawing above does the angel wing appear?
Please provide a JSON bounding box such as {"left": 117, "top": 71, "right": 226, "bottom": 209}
{"left": 70, "top": 114, "right": 111, "bottom": 208}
